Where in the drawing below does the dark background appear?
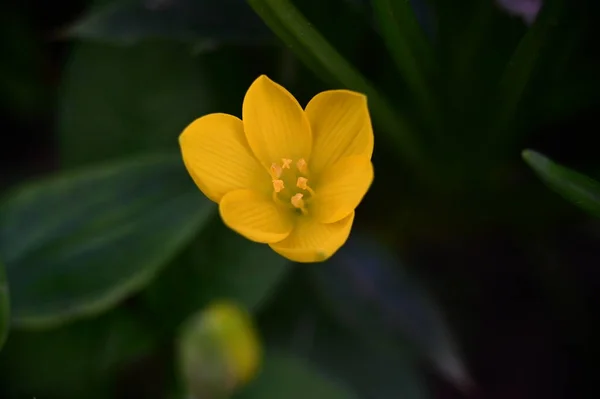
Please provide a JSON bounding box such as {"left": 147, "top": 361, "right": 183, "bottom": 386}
{"left": 1, "top": 1, "right": 599, "bottom": 398}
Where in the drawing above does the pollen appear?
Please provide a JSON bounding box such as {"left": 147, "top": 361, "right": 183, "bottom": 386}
{"left": 296, "top": 177, "right": 308, "bottom": 190}
{"left": 272, "top": 179, "right": 285, "bottom": 193}
{"left": 271, "top": 158, "right": 314, "bottom": 215}
{"left": 270, "top": 163, "right": 282, "bottom": 179}
{"left": 281, "top": 158, "right": 292, "bottom": 169}
{"left": 296, "top": 176, "right": 315, "bottom": 196}
{"left": 296, "top": 158, "right": 308, "bottom": 174}
{"left": 291, "top": 193, "right": 304, "bottom": 209}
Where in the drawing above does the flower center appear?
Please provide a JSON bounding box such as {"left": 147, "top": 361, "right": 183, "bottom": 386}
{"left": 269, "top": 158, "right": 315, "bottom": 215}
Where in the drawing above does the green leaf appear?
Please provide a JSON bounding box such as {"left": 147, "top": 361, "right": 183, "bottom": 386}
{"left": 234, "top": 352, "right": 358, "bottom": 399}
{"left": 0, "top": 307, "right": 159, "bottom": 399}
{"left": 0, "top": 154, "right": 215, "bottom": 328}
{"left": 487, "top": 0, "right": 564, "bottom": 145}
{"left": 522, "top": 150, "right": 600, "bottom": 218}
{"left": 309, "top": 234, "right": 469, "bottom": 389}
{"left": 309, "top": 321, "right": 429, "bottom": 399}
{"left": 246, "top": 0, "right": 431, "bottom": 178}
{"left": 58, "top": 41, "right": 215, "bottom": 167}
{"left": 142, "top": 217, "right": 290, "bottom": 333}
{"left": 258, "top": 284, "right": 430, "bottom": 399}
{"left": 66, "top": 0, "right": 273, "bottom": 46}
{"left": 0, "top": 259, "right": 8, "bottom": 350}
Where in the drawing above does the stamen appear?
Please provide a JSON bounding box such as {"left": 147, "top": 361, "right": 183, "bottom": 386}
{"left": 291, "top": 193, "right": 304, "bottom": 208}
{"left": 290, "top": 193, "right": 308, "bottom": 215}
{"left": 296, "top": 177, "right": 315, "bottom": 196}
{"left": 272, "top": 179, "right": 285, "bottom": 193}
{"left": 281, "top": 158, "right": 292, "bottom": 169}
{"left": 296, "top": 158, "right": 308, "bottom": 174}
{"left": 296, "top": 177, "right": 308, "bottom": 190}
{"left": 272, "top": 190, "right": 287, "bottom": 207}
{"left": 270, "top": 163, "right": 282, "bottom": 179}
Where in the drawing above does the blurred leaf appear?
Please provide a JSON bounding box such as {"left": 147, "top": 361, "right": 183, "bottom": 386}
{"left": 372, "top": 0, "right": 437, "bottom": 131}
{"left": 521, "top": 4, "right": 593, "bottom": 127}
{"left": 522, "top": 150, "right": 600, "bottom": 218}
{"left": 408, "top": 0, "right": 436, "bottom": 38}
{"left": 0, "top": 260, "right": 8, "bottom": 350}
{"left": 143, "top": 216, "right": 291, "bottom": 334}
{"left": 0, "top": 307, "right": 159, "bottom": 399}
{"left": 234, "top": 352, "right": 358, "bottom": 399}
{"left": 309, "top": 319, "right": 429, "bottom": 399}
{"left": 308, "top": 234, "right": 470, "bottom": 389}
{"left": 247, "top": 0, "right": 431, "bottom": 180}
{"left": 67, "top": 0, "right": 273, "bottom": 46}
{"left": 0, "top": 154, "right": 215, "bottom": 328}
{"left": 142, "top": 217, "right": 290, "bottom": 332}
{"left": 487, "top": 0, "right": 564, "bottom": 146}
{"left": 58, "top": 41, "right": 214, "bottom": 167}
{"left": 257, "top": 270, "right": 430, "bottom": 399}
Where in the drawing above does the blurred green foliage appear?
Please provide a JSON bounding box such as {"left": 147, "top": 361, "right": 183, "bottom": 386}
{"left": 0, "top": 0, "right": 598, "bottom": 398}
{"left": 523, "top": 150, "right": 600, "bottom": 219}
{"left": 0, "top": 261, "right": 8, "bottom": 350}
{"left": 0, "top": 154, "right": 214, "bottom": 328}
{"left": 234, "top": 352, "right": 359, "bottom": 399}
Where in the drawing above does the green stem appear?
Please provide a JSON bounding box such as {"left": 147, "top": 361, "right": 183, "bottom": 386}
{"left": 247, "top": 0, "right": 430, "bottom": 177}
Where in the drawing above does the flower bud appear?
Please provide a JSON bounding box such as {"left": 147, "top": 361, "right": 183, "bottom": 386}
{"left": 178, "top": 301, "right": 261, "bottom": 399}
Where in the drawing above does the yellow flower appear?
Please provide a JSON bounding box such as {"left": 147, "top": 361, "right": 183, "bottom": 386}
{"left": 179, "top": 75, "right": 374, "bottom": 262}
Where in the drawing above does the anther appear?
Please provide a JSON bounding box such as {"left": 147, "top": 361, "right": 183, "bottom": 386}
{"left": 272, "top": 179, "right": 285, "bottom": 193}
{"left": 290, "top": 193, "right": 307, "bottom": 214}
{"left": 296, "top": 177, "right": 308, "bottom": 190}
{"left": 296, "top": 158, "right": 308, "bottom": 174}
{"left": 281, "top": 158, "right": 292, "bottom": 169}
{"left": 296, "top": 177, "right": 315, "bottom": 196}
{"left": 270, "top": 163, "right": 282, "bottom": 179}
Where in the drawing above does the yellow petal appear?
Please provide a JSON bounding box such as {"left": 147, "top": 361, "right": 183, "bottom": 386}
{"left": 180, "top": 113, "right": 269, "bottom": 203}
{"left": 242, "top": 75, "right": 312, "bottom": 167}
{"left": 312, "top": 156, "right": 374, "bottom": 224}
{"left": 269, "top": 212, "right": 355, "bottom": 263}
{"left": 220, "top": 189, "right": 293, "bottom": 243}
{"left": 305, "top": 90, "right": 374, "bottom": 174}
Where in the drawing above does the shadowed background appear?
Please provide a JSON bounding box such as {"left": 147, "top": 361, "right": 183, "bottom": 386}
{"left": 0, "top": 0, "right": 599, "bottom": 398}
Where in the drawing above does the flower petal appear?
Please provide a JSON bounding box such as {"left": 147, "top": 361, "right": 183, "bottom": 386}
{"left": 269, "top": 212, "right": 355, "bottom": 263}
{"left": 180, "top": 113, "right": 269, "bottom": 203}
{"left": 242, "top": 75, "right": 312, "bottom": 167}
{"left": 220, "top": 189, "right": 293, "bottom": 243}
{"left": 305, "top": 90, "right": 374, "bottom": 174}
{"left": 312, "top": 156, "right": 374, "bottom": 224}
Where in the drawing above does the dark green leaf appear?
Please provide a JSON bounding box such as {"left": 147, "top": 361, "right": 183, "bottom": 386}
{"left": 0, "top": 307, "right": 159, "bottom": 399}
{"left": 142, "top": 217, "right": 290, "bottom": 332}
{"left": 0, "top": 260, "right": 8, "bottom": 350}
{"left": 309, "top": 319, "right": 429, "bottom": 399}
{"left": 66, "top": 0, "right": 273, "bottom": 46}
{"left": 522, "top": 150, "right": 600, "bottom": 218}
{"left": 372, "top": 0, "right": 438, "bottom": 131}
{"left": 58, "top": 41, "right": 215, "bottom": 167}
{"left": 0, "top": 154, "right": 215, "bottom": 328}
{"left": 487, "top": 0, "right": 564, "bottom": 145}
{"left": 258, "top": 281, "right": 430, "bottom": 399}
{"left": 234, "top": 352, "right": 358, "bottom": 399}
{"left": 309, "top": 234, "right": 469, "bottom": 389}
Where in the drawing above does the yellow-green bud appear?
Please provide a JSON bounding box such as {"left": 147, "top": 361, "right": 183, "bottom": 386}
{"left": 178, "top": 301, "right": 261, "bottom": 399}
